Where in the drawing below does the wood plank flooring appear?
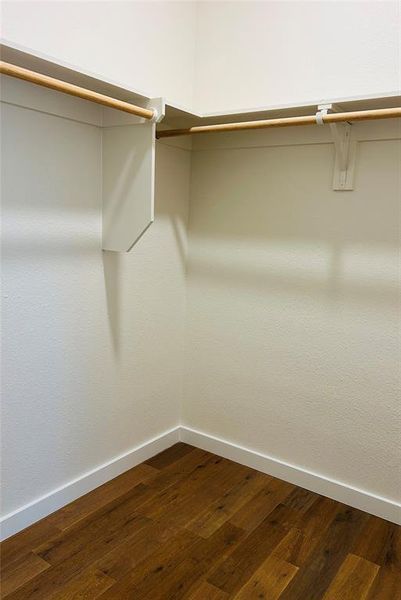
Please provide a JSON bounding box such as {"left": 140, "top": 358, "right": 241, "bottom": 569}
{"left": 1, "top": 443, "right": 400, "bottom": 599}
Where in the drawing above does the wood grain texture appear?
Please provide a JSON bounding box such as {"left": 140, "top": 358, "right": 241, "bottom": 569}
{"left": 47, "top": 463, "right": 157, "bottom": 531}
{"left": 233, "top": 554, "right": 298, "bottom": 600}
{"left": 145, "top": 442, "right": 194, "bottom": 470}
{"left": 1, "top": 443, "right": 399, "bottom": 599}
{"left": 0, "top": 552, "right": 50, "bottom": 597}
{"left": 49, "top": 568, "right": 116, "bottom": 600}
{"left": 188, "top": 580, "right": 229, "bottom": 599}
{"left": 322, "top": 554, "right": 379, "bottom": 600}
{"left": 366, "top": 568, "right": 401, "bottom": 600}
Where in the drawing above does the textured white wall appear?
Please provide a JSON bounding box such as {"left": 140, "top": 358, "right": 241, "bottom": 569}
{"left": 1, "top": 0, "right": 198, "bottom": 109}
{"left": 2, "top": 1, "right": 398, "bottom": 114}
{"left": 1, "top": 0, "right": 400, "bottom": 526}
{"left": 195, "top": 0, "right": 400, "bottom": 113}
{"left": 184, "top": 122, "right": 401, "bottom": 504}
{"left": 1, "top": 80, "right": 190, "bottom": 516}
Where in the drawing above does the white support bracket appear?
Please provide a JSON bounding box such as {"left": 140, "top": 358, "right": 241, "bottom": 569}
{"left": 102, "top": 97, "right": 165, "bottom": 252}
{"left": 316, "top": 103, "right": 357, "bottom": 191}
{"left": 146, "top": 96, "right": 165, "bottom": 124}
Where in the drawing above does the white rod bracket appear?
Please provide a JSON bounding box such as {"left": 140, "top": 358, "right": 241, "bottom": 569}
{"left": 316, "top": 103, "right": 357, "bottom": 191}
{"left": 147, "top": 97, "right": 165, "bottom": 124}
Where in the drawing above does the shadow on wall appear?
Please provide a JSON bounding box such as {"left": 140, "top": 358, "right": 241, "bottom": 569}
{"left": 101, "top": 142, "right": 190, "bottom": 359}
{"left": 102, "top": 250, "right": 121, "bottom": 357}
{"left": 187, "top": 140, "right": 400, "bottom": 309}
{"left": 154, "top": 141, "right": 190, "bottom": 275}
{"left": 188, "top": 239, "right": 399, "bottom": 310}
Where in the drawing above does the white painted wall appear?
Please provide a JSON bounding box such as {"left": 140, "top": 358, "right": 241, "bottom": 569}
{"left": 184, "top": 121, "right": 401, "bottom": 505}
{"left": 1, "top": 0, "right": 198, "bottom": 109}
{"left": 1, "top": 79, "right": 190, "bottom": 517}
{"left": 1, "top": 1, "right": 400, "bottom": 531}
{"left": 195, "top": 0, "right": 400, "bottom": 113}
{"left": 2, "top": 2, "right": 398, "bottom": 114}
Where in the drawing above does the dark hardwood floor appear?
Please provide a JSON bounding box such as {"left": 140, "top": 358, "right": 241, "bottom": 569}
{"left": 1, "top": 443, "right": 400, "bottom": 599}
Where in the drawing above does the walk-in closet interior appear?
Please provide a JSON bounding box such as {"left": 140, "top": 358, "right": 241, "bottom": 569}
{"left": 1, "top": 1, "right": 400, "bottom": 598}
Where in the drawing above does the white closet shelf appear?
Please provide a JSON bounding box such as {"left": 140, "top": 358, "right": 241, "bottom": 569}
{"left": 159, "top": 102, "right": 401, "bottom": 191}
{"left": 2, "top": 40, "right": 400, "bottom": 128}
{"left": 0, "top": 41, "right": 162, "bottom": 118}
{"left": 0, "top": 41, "right": 166, "bottom": 253}
{"left": 1, "top": 41, "right": 400, "bottom": 242}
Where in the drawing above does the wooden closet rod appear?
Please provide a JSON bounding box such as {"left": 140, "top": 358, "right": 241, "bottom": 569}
{"left": 157, "top": 106, "right": 401, "bottom": 138}
{"left": 0, "top": 61, "right": 155, "bottom": 120}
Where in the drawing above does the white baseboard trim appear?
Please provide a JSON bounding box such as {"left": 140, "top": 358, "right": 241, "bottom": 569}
{"left": 180, "top": 425, "right": 401, "bottom": 526}
{"left": 2, "top": 423, "right": 399, "bottom": 540}
{"left": 0, "top": 426, "right": 180, "bottom": 541}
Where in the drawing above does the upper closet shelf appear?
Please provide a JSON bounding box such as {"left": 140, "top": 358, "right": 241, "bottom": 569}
{"left": 1, "top": 41, "right": 400, "bottom": 243}
{"left": 161, "top": 101, "right": 401, "bottom": 191}
{"left": 0, "top": 42, "right": 166, "bottom": 253}
{"left": 2, "top": 40, "right": 400, "bottom": 127}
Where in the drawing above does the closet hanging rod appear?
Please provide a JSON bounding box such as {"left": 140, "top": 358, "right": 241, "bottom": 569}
{"left": 157, "top": 106, "right": 401, "bottom": 138}
{"left": 0, "top": 61, "right": 155, "bottom": 120}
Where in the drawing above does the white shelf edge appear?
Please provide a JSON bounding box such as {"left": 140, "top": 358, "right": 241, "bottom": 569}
{"left": 2, "top": 39, "right": 399, "bottom": 128}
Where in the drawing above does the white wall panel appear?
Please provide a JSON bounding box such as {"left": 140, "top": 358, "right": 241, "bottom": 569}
{"left": 195, "top": 1, "right": 400, "bottom": 113}
{"left": 184, "top": 126, "right": 401, "bottom": 504}
{"left": 1, "top": 1, "right": 198, "bottom": 110}
{"left": 1, "top": 82, "right": 190, "bottom": 516}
